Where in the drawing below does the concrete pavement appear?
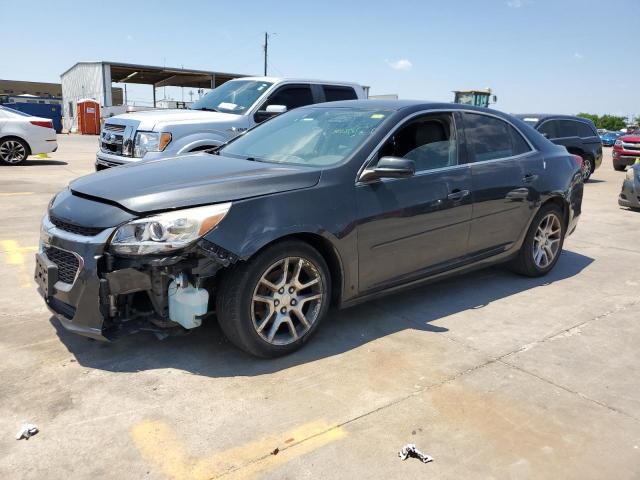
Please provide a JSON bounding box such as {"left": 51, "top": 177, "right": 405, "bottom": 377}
{"left": 0, "top": 135, "right": 638, "bottom": 479}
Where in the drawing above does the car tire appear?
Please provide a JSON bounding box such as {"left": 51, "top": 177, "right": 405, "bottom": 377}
{"left": 613, "top": 162, "right": 626, "bottom": 172}
{"left": 216, "top": 240, "right": 332, "bottom": 358}
{"left": 581, "top": 155, "right": 594, "bottom": 181}
{"left": 509, "top": 203, "right": 566, "bottom": 277}
{"left": 0, "top": 137, "right": 29, "bottom": 165}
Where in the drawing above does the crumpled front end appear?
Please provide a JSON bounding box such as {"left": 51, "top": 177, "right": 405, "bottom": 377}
{"left": 36, "top": 211, "right": 237, "bottom": 342}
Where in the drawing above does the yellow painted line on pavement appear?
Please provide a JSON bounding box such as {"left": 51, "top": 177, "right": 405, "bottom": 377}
{"left": 1, "top": 240, "right": 38, "bottom": 288}
{"left": 0, "top": 240, "right": 37, "bottom": 265}
{"left": 0, "top": 192, "right": 34, "bottom": 197}
{"left": 130, "top": 419, "right": 347, "bottom": 480}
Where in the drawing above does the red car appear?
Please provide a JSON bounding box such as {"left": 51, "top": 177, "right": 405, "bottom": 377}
{"left": 613, "top": 132, "right": 640, "bottom": 171}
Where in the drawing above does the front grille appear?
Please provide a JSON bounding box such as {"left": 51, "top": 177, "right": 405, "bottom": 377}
{"left": 621, "top": 141, "right": 640, "bottom": 151}
{"left": 103, "top": 123, "right": 126, "bottom": 133}
{"left": 101, "top": 123, "right": 126, "bottom": 155}
{"left": 50, "top": 214, "right": 104, "bottom": 236}
{"left": 44, "top": 246, "right": 80, "bottom": 284}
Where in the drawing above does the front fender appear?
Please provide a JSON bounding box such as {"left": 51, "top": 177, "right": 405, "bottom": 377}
{"left": 169, "top": 132, "right": 228, "bottom": 154}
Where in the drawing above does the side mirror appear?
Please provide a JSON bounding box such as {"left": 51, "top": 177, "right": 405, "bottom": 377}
{"left": 359, "top": 156, "right": 416, "bottom": 183}
{"left": 266, "top": 105, "right": 287, "bottom": 114}
{"left": 254, "top": 104, "right": 287, "bottom": 123}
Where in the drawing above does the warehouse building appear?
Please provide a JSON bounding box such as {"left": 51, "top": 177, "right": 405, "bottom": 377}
{"left": 60, "top": 61, "right": 247, "bottom": 132}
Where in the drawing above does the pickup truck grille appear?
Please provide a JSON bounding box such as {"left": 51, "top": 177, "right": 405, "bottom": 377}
{"left": 101, "top": 123, "right": 125, "bottom": 155}
{"left": 621, "top": 141, "right": 640, "bottom": 151}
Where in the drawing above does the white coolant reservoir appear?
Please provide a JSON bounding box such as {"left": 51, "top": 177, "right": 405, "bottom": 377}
{"left": 168, "top": 276, "right": 209, "bottom": 329}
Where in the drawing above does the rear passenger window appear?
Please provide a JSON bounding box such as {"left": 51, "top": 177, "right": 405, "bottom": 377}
{"left": 556, "top": 120, "right": 579, "bottom": 138}
{"left": 265, "top": 85, "right": 314, "bottom": 110}
{"left": 577, "top": 122, "right": 595, "bottom": 138}
{"left": 463, "top": 113, "right": 531, "bottom": 162}
{"left": 322, "top": 86, "right": 358, "bottom": 102}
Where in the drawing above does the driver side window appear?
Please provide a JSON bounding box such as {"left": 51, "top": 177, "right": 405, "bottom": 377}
{"left": 376, "top": 113, "right": 457, "bottom": 172}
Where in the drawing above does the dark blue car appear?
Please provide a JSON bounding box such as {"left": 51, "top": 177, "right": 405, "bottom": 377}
{"left": 600, "top": 131, "right": 623, "bottom": 147}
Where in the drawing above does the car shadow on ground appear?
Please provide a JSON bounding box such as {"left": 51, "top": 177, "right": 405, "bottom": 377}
{"left": 51, "top": 249, "right": 594, "bottom": 377}
{"left": 0, "top": 159, "right": 68, "bottom": 166}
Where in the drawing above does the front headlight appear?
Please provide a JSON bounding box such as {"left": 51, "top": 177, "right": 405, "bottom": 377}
{"left": 110, "top": 203, "right": 231, "bottom": 255}
{"left": 626, "top": 168, "right": 636, "bottom": 181}
{"left": 133, "top": 131, "right": 172, "bottom": 158}
{"left": 615, "top": 139, "right": 623, "bottom": 147}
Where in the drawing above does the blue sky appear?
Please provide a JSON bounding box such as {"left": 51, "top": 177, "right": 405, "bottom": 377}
{"left": 1, "top": 0, "right": 638, "bottom": 119}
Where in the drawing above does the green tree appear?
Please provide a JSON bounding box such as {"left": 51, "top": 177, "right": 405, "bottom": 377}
{"left": 599, "top": 115, "right": 627, "bottom": 131}
{"left": 577, "top": 113, "right": 599, "bottom": 125}
{"left": 577, "top": 113, "right": 627, "bottom": 131}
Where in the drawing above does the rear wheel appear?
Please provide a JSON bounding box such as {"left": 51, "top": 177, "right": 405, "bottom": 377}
{"left": 216, "top": 240, "right": 331, "bottom": 357}
{"left": 0, "top": 138, "right": 29, "bottom": 165}
{"left": 581, "top": 156, "right": 594, "bottom": 181}
{"left": 510, "top": 204, "right": 565, "bottom": 277}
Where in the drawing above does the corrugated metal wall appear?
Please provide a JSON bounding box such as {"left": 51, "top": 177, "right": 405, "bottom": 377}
{"left": 60, "top": 63, "right": 104, "bottom": 132}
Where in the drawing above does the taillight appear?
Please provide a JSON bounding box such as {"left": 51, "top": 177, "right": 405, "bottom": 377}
{"left": 572, "top": 155, "right": 583, "bottom": 169}
{"left": 30, "top": 120, "right": 53, "bottom": 129}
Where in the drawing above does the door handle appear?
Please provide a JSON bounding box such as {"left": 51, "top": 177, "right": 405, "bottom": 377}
{"left": 447, "top": 189, "right": 470, "bottom": 201}
{"left": 523, "top": 173, "right": 538, "bottom": 183}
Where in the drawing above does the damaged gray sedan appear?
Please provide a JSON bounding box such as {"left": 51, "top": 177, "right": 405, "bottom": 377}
{"left": 36, "top": 100, "right": 582, "bottom": 357}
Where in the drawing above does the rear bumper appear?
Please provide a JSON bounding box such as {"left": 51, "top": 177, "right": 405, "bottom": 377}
{"left": 30, "top": 138, "right": 58, "bottom": 155}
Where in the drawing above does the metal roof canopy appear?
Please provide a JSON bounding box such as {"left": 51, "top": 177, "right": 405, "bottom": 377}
{"left": 106, "top": 61, "right": 249, "bottom": 89}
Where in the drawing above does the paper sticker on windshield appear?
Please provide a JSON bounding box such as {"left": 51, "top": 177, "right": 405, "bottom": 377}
{"left": 370, "top": 113, "right": 385, "bottom": 119}
{"left": 523, "top": 117, "right": 539, "bottom": 122}
{"left": 218, "top": 102, "right": 238, "bottom": 110}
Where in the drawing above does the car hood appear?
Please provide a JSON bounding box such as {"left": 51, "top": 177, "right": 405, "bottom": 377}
{"left": 620, "top": 134, "right": 640, "bottom": 143}
{"left": 70, "top": 153, "right": 321, "bottom": 214}
{"left": 109, "top": 109, "right": 240, "bottom": 131}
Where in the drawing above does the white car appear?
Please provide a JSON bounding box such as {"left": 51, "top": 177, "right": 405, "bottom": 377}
{"left": 0, "top": 105, "right": 58, "bottom": 165}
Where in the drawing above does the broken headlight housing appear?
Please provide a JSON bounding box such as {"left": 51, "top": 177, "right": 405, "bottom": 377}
{"left": 110, "top": 203, "right": 231, "bottom": 255}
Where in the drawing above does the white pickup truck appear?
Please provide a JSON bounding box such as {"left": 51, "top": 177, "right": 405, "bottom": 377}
{"left": 96, "top": 77, "right": 367, "bottom": 169}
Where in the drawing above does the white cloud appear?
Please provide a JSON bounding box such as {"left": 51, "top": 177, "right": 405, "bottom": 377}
{"left": 385, "top": 59, "right": 413, "bottom": 71}
{"left": 507, "top": 0, "right": 529, "bottom": 7}
{"left": 574, "top": 52, "right": 584, "bottom": 59}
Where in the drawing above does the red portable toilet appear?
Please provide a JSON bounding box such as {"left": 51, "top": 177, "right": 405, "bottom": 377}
{"left": 77, "top": 99, "right": 101, "bottom": 135}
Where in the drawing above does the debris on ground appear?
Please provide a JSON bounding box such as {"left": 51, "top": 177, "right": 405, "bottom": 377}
{"left": 398, "top": 444, "right": 433, "bottom": 463}
{"left": 271, "top": 447, "right": 279, "bottom": 456}
{"left": 15, "top": 424, "right": 39, "bottom": 440}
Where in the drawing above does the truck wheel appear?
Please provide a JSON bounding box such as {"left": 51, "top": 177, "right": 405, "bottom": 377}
{"left": 216, "top": 240, "right": 331, "bottom": 358}
{"left": 0, "top": 138, "right": 29, "bottom": 165}
{"left": 613, "top": 162, "right": 626, "bottom": 172}
{"left": 509, "top": 204, "right": 566, "bottom": 277}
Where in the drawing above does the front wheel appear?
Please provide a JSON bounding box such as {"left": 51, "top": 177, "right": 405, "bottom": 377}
{"left": 613, "top": 162, "right": 626, "bottom": 172}
{"left": 510, "top": 204, "right": 566, "bottom": 277}
{"left": 216, "top": 240, "right": 331, "bottom": 357}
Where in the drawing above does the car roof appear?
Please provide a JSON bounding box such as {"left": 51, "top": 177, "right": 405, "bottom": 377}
{"left": 302, "top": 99, "right": 503, "bottom": 114}
{"left": 235, "top": 76, "right": 363, "bottom": 88}
{"left": 514, "top": 113, "right": 594, "bottom": 124}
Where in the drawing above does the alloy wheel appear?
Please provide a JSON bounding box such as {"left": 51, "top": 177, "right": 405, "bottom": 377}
{"left": 532, "top": 213, "right": 562, "bottom": 268}
{"left": 0, "top": 140, "right": 27, "bottom": 164}
{"left": 251, "top": 256, "right": 324, "bottom": 345}
{"left": 582, "top": 158, "right": 592, "bottom": 180}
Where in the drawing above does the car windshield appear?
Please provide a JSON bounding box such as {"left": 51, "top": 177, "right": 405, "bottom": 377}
{"left": 219, "top": 107, "right": 391, "bottom": 167}
{"left": 190, "top": 80, "right": 272, "bottom": 114}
